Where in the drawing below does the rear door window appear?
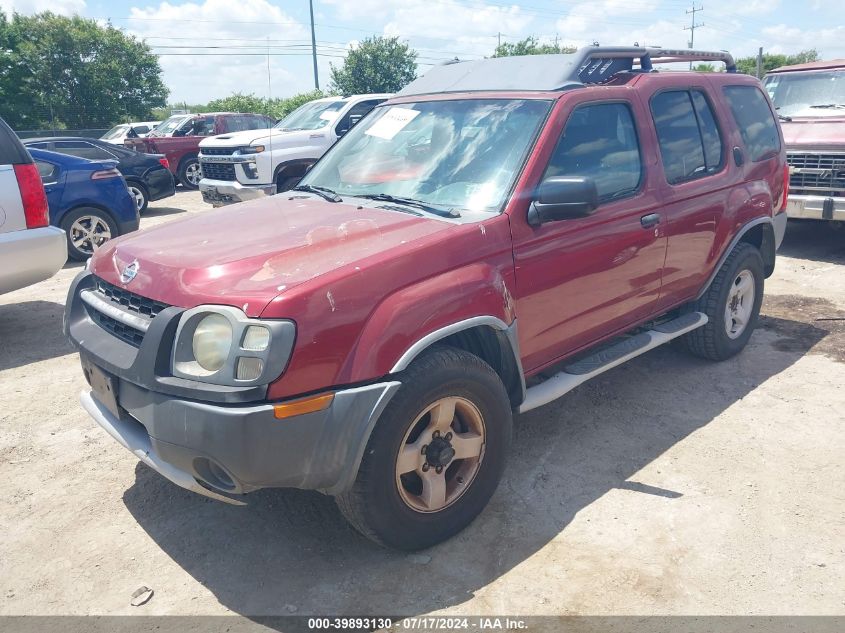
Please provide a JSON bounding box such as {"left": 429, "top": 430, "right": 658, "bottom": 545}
{"left": 544, "top": 102, "right": 643, "bottom": 203}
{"left": 722, "top": 85, "right": 780, "bottom": 162}
{"left": 54, "top": 140, "right": 117, "bottom": 161}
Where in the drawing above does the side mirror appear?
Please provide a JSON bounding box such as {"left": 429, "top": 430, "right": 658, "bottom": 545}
{"left": 527, "top": 176, "right": 599, "bottom": 226}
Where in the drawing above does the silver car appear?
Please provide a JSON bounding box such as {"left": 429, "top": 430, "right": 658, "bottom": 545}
{"left": 0, "top": 118, "right": 66, "bottom": 295}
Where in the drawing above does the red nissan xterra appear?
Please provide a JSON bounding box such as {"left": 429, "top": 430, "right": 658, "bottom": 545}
{"left": 65, "top": 47, "right": 788, "bottom": 550}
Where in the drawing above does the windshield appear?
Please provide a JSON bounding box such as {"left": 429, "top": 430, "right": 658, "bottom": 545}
{"left": 300, "top": 99, "right": 551, "bottom": 216}
{"left": 101, "top": 124, "right": 129, "bottom": 140}
{"left": 764, "top": 70, "right": 845, "bottom": 117}
{"left": 275, "top": 100, "right": 347, "bottom": 131}
{"left": 152, "top": 115, "right": 191, "bottom": 136}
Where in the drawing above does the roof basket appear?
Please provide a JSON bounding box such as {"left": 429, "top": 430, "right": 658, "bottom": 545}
{"left": 575, "top": 46, "right": 736, "bottom": 84}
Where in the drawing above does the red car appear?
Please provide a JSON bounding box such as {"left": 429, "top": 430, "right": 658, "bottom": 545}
{"left": 124, "top": 112, "right": 274, "bottom": 189}
{"left": 66, "top": 47, "right": 788, "bottom": 550}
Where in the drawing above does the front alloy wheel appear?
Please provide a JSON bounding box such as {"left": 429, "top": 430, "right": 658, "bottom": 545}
{"left": 337, "top": 347, "right": 512, "bottom": 550}
{"left": 395, "top": 396, "right": 486, "bottom": 513}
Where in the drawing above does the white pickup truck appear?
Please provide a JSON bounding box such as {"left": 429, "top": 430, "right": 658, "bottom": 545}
{"left": 198, "top": 94, "right": 390, "bottom": 206}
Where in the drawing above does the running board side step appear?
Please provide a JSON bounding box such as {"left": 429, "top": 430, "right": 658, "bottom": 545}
{"left": 518, "top": 312, "right": 708, "bottom": 413}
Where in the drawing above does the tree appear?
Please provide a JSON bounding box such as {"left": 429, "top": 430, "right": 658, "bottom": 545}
{"left": 493, "top": 36, "right": 577, "bottom": 57}
{"left": 734, "top": 50, "right": 819, "bottom": 76}
{"left": 330, "top": 36, "right": 417, "bottom": 94}
{"left": 200, "top": 90, "right": 328, "bottom": 120}
{"left": 0, "top": 11, "right": 168, "bottom": 131}
{"left": 693, "top": 63, "right": 716, "bottom": 73}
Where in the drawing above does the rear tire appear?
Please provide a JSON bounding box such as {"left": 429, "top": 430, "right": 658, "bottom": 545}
{"left": 681, "top": 242, "right": 764, "bottom": 361}
{"left": 61, "top": 207, "right": 118, "bottom": 261}
{"left": 127, "top": 182, "right": 149, "bottom": 212}
{"left": 178, "top": 157, "right": 201, "bottom": 189}
{"left": 336, "top": 347, "right": 512, "bottom": 550}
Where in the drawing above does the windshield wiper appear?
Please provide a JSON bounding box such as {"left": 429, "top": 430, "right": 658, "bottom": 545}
{"left": 809, "top": 103, "right": 845, "bottom": 109}
{"left": 778, "top": 113, "right": 793, "bottom": 122}
{"left": 354, "top": 193, "right": 460, "bottom": 218}
{"left": 292, "top": 184, "right": 342, "bottom": 203}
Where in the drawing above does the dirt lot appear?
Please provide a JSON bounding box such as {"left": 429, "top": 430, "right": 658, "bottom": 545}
{"left": 0, "top": 190, "right": 843, "bottom": 617}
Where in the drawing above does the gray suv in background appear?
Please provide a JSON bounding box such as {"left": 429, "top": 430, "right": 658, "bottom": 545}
{"left": 0, "top": 117, "right": 66, "bottom": 295}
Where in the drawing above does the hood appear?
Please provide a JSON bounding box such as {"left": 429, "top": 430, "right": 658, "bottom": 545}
{"left": 90, "top": 195, "right": 454, "bottom": 317}
{"left": 780, "top": 116, "right": 845, "bottom": 151}
{"left": 202, "top": 128, "right": 329, "bottom": 150}
{"left": 201, "top": 128, "right": 271, "bottom": 147}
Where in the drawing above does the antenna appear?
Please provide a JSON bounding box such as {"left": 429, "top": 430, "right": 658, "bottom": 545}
{"left": 683, "top": 4, "right": 704, "bottom": 70}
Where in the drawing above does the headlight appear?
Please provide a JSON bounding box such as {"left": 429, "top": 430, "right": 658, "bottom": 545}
{"left": 192, "top": 314, "right": 232, "bottom": 372}
{"left": 238, "top": 145, "right": 265, "bottom": 155}
{"left": 171, "top": 305, "right": 296, "bottom": 386}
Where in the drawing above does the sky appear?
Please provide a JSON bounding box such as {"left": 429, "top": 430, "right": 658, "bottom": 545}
{"left": 1, "top": 0, "right": 843, "bottom": 104}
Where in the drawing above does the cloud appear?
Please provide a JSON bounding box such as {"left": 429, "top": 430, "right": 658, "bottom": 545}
{"left": 0, "top": 0, "right": 85, "bottom": 15}
{"left": 125, "top": 0, "right": 315, "bottom": 103}
{"left": 761, "top": 24, "right": 845, "bottom": 57}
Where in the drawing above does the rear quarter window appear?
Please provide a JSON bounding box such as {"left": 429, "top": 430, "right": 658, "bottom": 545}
{"left": 722, "top": 85, "right": 781, "bottom": 162}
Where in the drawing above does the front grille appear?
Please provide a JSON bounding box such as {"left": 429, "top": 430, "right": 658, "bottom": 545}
{"left": 201, "top": 147, "right": 237, "bottom": 156}
{"left": 85, "top": 277, "right": 170, "bottom": 347}
{"left": 95, "top": 278, "right": 168, "bottom": 318}
{"left": 787, "top": 152, "right": 845, "bottom": 196}
{"left": 200, "top": 162, "right": 236, "bottom": 181}
{"left": 89, "top": 310, "right": 146, "bottom": 347}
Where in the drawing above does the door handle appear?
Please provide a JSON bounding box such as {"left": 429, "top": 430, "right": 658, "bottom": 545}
{"left": 640, "top": 213, "right": 661, "bottom": 228}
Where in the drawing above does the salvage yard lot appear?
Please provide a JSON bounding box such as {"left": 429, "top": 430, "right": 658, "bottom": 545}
{"left": 1, "top": 190, "right": 843, "bottom": 616}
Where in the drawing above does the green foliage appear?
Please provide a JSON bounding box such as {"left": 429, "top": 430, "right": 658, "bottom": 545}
{"left": 329, "top": 36, "right": 417, "bottom": 94}
{"left": 160, "top": 90, "right": 329, "bottom": 122}
{"left": 0, "top": 11, "right": 168, "bottom": 130}
{"left": 493, "top": 36, "right": 577, "bottom": 58}
{"left": 693, "top": 63, "right": 716, "bottom": 73}
{"left": 734, "top": 50, "right": 820, "bottom": 76}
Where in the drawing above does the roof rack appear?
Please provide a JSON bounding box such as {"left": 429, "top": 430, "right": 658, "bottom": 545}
{"left": 397, "top": 45, "right": 737, "bottom": 97}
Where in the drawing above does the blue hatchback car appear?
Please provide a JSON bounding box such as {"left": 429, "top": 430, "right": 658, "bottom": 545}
{"left": 29, "top": 148, "right": 140, "bottom": 261}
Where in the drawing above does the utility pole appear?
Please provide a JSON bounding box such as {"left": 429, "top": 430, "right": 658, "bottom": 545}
{"left": 756, "top": 46, "right": 763, "bottom": 78}
{"left": 309, "top": 0, "right": 319, "bottom": 91}
{"left": 683, "top": 4, "right": 704, "bottom": 69}
{"left": 497, "top": 32, "right": 502, "bottom": 48}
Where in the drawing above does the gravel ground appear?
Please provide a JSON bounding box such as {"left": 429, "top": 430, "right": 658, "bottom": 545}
{"left": 0, "top": 189, "right": 843, "bottom": 617}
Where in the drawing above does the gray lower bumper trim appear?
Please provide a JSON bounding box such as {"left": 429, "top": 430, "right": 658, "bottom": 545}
{"left": 80, "top": 390, "right": 245, "bottom": 505}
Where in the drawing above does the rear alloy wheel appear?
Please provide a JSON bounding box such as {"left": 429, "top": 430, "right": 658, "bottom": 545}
{"left": 336, "top": 347, "right": 512, "bottom": 550}
{"left": 681, "top": 242, "right": 764, "bottom": 361}
{"left": 61, "top": 208, "right": 118, "bottom": 261}
{"left": 179, "top": 158, "right": 202, "bottom": 189}
{"left": 127, "top": 183, "right": 149, "bottom": 212}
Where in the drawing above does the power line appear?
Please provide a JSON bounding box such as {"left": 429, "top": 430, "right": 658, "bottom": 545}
{"left": 683, "top": 4, "right": 704, "bottom": 69}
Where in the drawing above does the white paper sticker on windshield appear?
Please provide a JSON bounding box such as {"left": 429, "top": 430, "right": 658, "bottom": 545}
{"left": 365, "top": 107, "right": 420, "bottom": 140}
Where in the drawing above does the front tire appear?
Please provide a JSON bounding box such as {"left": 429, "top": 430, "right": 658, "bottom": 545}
{"left": 336, "top": 347, "right": 512, "bottom": 550}
{"left": 681, "top": 242, "right": 764, "bottom": 361}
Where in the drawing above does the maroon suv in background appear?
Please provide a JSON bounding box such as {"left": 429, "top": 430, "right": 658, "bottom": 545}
{"left": 764, "top": 59, "right": 845, "bottom": 224}
{"left": 124, "top": 112, "right": 274, "bottom": 189}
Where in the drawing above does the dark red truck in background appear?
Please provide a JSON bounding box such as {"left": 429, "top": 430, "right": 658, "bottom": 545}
{"left": 764, "top": 59, "right": 845, "bottom": 225}
{"left": 124, "top": 112, "right": 274, "bottom": 189}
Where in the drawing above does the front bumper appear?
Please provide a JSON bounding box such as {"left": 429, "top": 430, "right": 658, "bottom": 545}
{"left": 199, "top": 178, "right": 276, "bottom": 207}
{"left": 785, "top": 194, "right": 845, "bottom": 222}
{"left": 66, "top": 270, "right": 401, "bottom": 500}
{"left": 0, "top": 225, "right": 67, "bottom": 295}
{"left": 80, "top": 377, "right": 399, "bottom": 500}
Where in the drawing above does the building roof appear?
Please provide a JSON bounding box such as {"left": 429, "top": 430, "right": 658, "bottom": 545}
{"left": 769, "top": 59, "right": 845, "bottom": 74}
{"left": 398, "top": 46, "right": 737, "bottom": 97}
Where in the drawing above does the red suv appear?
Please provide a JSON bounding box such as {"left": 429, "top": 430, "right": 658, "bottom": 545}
{"left": 65, "top": 47, "right": 788, "bottom": 550}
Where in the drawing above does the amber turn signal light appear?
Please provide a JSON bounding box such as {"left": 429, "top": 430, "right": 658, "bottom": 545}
{"left": 273, "top": 393, "right": 335, "bottom": 419}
